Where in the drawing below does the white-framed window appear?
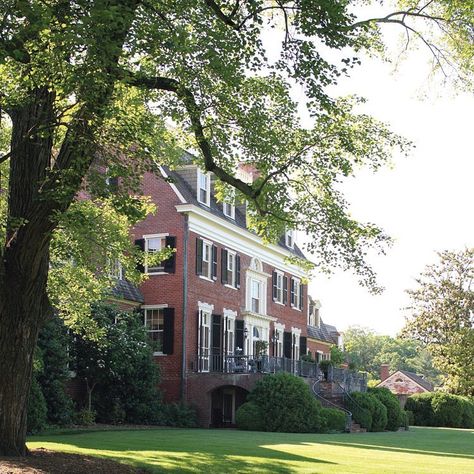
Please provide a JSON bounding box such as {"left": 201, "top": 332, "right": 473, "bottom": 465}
{"left": 274, "top": 271, "right": 284, "bottom": 304}
{"left": 291, "top": 277, "right": 302, "bottom": 310}
{"left": 227, "top": 250, "right": 235, "bottom": 286}
{"left": 223, "top": 188, "right": 235, "bottom": 219}
{"left": 197, "top": 169, "right": 211, "bottom": 206}
{"left": 109, "top": 259, "right": 123, "bottom": 280}
{"left": 274, "top": 323, "right": 285, "bottom": 358}
{"left": 292, "top": 327, "right": 301, "bottom": 365}
{"left": 198, "top": 302, "right": 214, "bottom": 372}
{"left": 144, "top": 308, "right": 165, "bottom": 354}
{"left": 250, "top": 279, "right": 262, "bottom": 314}
{"left": 224, "top": 309, "right": 237, "bottom": 355}
{"left": 144, "top": 234, "right": 167, "bottom": 274}
{"left": 285, "top": 229, "right": 294, "bottom": 249}
{"left": 202, "top": 240, "right": 212, "bottom": 279}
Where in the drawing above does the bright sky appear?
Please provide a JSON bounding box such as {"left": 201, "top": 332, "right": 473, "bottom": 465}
{"left": 303, "top": 38, "right": 474, "bottom": 336}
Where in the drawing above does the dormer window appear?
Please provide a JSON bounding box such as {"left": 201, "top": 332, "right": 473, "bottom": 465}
{"left": 197, "top": 169, "right": 210, "bottom": 206}
{"left": 285, "top": 229, "right": 294, "bottom": 249}
{"left": 223, "top": 189, "right": 235, "bottom": 219}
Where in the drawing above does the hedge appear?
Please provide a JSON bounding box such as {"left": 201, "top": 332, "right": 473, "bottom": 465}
{"left": 235, "top": 402, "right": 266, "bottom": 431}
{"left": 405, "top": 392, "right": 474, "bottom": 428}
{"left": 320, "top": 408, "right": 347, "bottom": 432}
{"left": 346, "top": 391, "right": 387, "bottom": 432}
{"left": 369, "top": 387, "right": 404, "bottom": 431}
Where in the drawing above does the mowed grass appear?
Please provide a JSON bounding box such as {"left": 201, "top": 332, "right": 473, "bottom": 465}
{"left": 28, "top": 426, "right": 474, "bottom": 473}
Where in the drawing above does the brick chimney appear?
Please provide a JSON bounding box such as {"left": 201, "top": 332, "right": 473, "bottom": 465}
{"left": 236, "top": 162, "right": 260, "bottom": 184}
{"left": 380, "top": 364, "right": 390, "bottom": 382}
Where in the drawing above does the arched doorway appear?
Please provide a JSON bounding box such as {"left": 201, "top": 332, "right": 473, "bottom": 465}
{"left": 210, "top": 385, "right": 249, "bottom": 428}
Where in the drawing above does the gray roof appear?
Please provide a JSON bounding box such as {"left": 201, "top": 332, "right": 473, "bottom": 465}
{"left": 163, "top": 162, "right": 307, "bottom": 260}
{"left": 307, "top": 318, "right": 338, "bottom": 344}
{"left": 111, "top": 279, "right": 144, "bottom": 304}
{"left": 399, "top": 371, "right": 434, "bottom": 391}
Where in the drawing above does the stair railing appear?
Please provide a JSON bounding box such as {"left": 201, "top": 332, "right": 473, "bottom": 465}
{"left": 312, "top": 380, "right": 352, "bottom": 433}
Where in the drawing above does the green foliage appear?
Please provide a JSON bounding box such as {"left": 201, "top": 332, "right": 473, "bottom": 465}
{"left": 27, "top": 377, "right": 47, "bottom": 434}
{"left": 74, "top": 409, "right": 96, "bottom": 426}
{"left": 369, "top": 387, "right": 403, "bottom": 431}
{"left": 406, "top": 392, "right": 474, "bottom": 428}
{"left": 236, "top": 402, "right": 266, "bottom": 431}
{"left": 247, "top": 373, "right": 324, "bottom": 433}
{"left": 330, "top": 345, "right": 345, "bottom": 365}
{"left": 343, "top": 326, "right": 441, "bottom": 384}
{"left": 405, "top": 410, "right": 415, "bottom": 427}
{"left": 403, "top": 249, "right": 474, "bottom": 396}
{"left": 346, "top": 391, "right": 387, "bottom": 432}
{"left": 36, "top": 317, "right": 74, "bottom": 426}
{"left": 320, "top": 408, "right": 347, "bottom": 432}
{"left": 71, "top": 303, "right": 161, "bottom": 424}
{"left": 157, "top": 403, "right": 199, "bottom": 428}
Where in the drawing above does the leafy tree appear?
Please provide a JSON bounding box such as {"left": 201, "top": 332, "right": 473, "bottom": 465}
{"left": 403, "top": 248, "right": 474, "bottom": 396}
{"left": 71, "top": 303, "right": 161, "bottom": 424}
{"left": 343, "top": 326, "right": 440, "bottom": 383}
{"left": 0, "top": 0, "right": 473, "bottom": 454}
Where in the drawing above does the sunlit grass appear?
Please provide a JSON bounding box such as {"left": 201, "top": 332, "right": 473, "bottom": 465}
{"left": 28, "top": 426, "right": 474, "bottom": 473}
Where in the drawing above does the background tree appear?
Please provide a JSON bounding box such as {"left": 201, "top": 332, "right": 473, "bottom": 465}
{"left": 344, "top": 325, "right": 441, "bottom": 383}
{"left": 403, "top": 248, "right": 474, "bottom": 396}
{"left": 0, "top": 0, "right": 473, "bottom": 454}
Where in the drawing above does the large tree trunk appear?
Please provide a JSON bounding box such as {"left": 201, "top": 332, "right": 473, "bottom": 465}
{"left": 0, "top": 88, "right": 55, "bottom": 455}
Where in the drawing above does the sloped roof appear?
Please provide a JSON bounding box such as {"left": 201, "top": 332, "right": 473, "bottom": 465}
{"left": 398, "top": 370, "right": 434, "bottom": 391}
{"left": 163, "top": 164, "right": 307, "bottom": 260}
{"left": 307, "top": 318, "right": 338, "bottom": 344}
{"left": 111, "top": 279, "right": 144, "bottom": 304}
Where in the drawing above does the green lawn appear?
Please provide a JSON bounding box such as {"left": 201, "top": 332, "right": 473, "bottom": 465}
{"left": 28, "top": 426, "right": 474, "bottom": 473}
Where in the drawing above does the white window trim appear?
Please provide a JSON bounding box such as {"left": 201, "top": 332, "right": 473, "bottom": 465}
{"left": 285, "top": 229, "right": 294, "bottom": 249}
{"left": 223, "top": 189, "right": 236, "bottom": 219}
{"left": 197, "top": 169, "right": 211, "bottom": 206}
{"left": 200, "top": 238, "right": 214, "bottom": 281}
{"left": 144, "top": 305, "right": 168, "bottom": 356}
{"left": 108, "top": 259, "right": 123, "bottom": 280}
{"left": 226, "top": 249, "right": 237, "bottom": 288}
{"left": 291, "top": 277, "right": 302, "bottom": 311}
{"left": 198, "top": 301, "right": 214, "bottom": 372}
{"left": 143, "top": 233, "right": 169, "bottom": 275}
{"left": 274, "top": 269, "right": 284, "bottom": 304}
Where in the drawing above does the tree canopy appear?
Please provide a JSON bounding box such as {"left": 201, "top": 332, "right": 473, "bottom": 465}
{"left": 1, "top": 0, "right": 473, "bottom": 455}
{"left": 403, "top": 248, "right": 474, "bottom": 396}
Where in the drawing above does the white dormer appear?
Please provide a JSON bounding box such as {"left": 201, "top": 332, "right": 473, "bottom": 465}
{"left": 223, "top": 188, "right": 235, "bottom": 219}
{"left": 197, "top": 169, "right": 210, "bottom": 206}
{"left": 285, "top": 229, "right": 294, "bottom": 249}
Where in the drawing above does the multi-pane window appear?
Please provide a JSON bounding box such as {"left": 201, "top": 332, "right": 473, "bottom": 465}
{"left": 198, "top": 309, "right": 211, "bottom": 372}
{"left": 145, "top": 308, "right": 164, "bottom": 354}
{"left": 227, "top": 251, "right": 235, "bottom": 286}
{"left": 197, "top": 169, "right": 210, "bottom": 206}
{"left": 109, "top": 259, "right": 123, "bottom": 280}
{"left": 145, "top": 236, "right": 165, "bottom": 274}
{"left": 274, "top": 271, "right": 283, "bottom": 303}
{"left": 251, "top": 279, "right": 261, "bottom": 313}
{"left": 223, "top": 188, "right": 235, "bottom": 219}
{"left": 202, "top": 241, "right": 212, "bottom": 279}
{"left": 291, "top": 277, "right": 303, "bottom": 310}
{"left": 222, "top": 249, "right": 240, "bottom": 288}
{"left": 225, "top": 317, "right": 235, "bottom": 355}
{"left": 285, "top": 229, "right": 294, "bottom": 248}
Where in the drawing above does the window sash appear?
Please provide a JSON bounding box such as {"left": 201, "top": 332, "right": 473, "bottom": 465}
{"left": 202, "top": 242, "right": 212, "bottom": 278}
{"left": 145, "top": 237, "right": 165, "bottom": 273}
{"left": 275, "top": 273, "right": 283, "bottom": 303}
{"left": 145, "top": 309, "right": 164, "bottom": 353}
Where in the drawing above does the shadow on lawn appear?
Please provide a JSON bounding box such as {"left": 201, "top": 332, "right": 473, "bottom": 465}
{"left": 30, "top": 430, "right": 337, "bottom": 473}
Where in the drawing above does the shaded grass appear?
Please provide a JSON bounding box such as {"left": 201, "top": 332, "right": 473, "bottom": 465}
{"left": 28, "top": 426, "right": 474, "bottom": 473}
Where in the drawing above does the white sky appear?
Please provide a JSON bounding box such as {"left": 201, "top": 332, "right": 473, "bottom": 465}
{"left": 302, "top": 40, "right": 474, "bottom": 336}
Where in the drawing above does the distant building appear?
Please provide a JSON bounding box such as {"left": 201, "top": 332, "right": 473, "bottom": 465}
{"left": 376, "top": 364, "right": 434, "bottom": 407}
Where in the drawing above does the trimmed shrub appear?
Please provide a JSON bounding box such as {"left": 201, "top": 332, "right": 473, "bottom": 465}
{"left": 246, "top": 373, "right": 324, "bottom": 432}
{"left": 346, "top": 391, "right": 387, "bottom": 431}
{"left": 405, "top": 392, "right": 434, "bottom": 426}
{"left": 160, "top": 403, "right": 199, "bottom": 428}
{"left": 320, "top": 408, "right": 347, "bottom": 432}
{"left": 27, "top": 377, "right": 48, "bottom": 434}
{"left": 236, "top": 402, "right": 265, "bottom": 431}
{"left": 406, "top": 392, "right": 474, "bottom": 428}
{"left": 369, "top": 387, "right": 403, "bottom": 431}
{"left": 405, "top": 410, "right": 414, "bottom": 427}
{"left": 74, "top": 408, "right": 96, "bottom": 426}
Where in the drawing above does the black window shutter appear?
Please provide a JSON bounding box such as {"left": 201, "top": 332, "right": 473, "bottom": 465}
{"left": 290, "top": 278, "right": 295, "bottom": 306}
{"left": 221, "top": 249, "right": 228, "bottom": 284}
{"left": 212, "top": 245, "right": 218, "bottom": 280}
{"left": 235, "top": 320, "right": 244, "bottom": 352}
{"left": 283, "top": 276, "right": 288, "bottom": 304}
{"left": 163, "top": 236, "right": 176, "bottom": 273}
{"left": 236, "top": 255, "right": 241, "bottom": 288}
{"left": 300, "top": 336, "right": 307, "bottom": 356}
{"left": 162, "top": 308, "right": 175, "bottom": 355}
{"left": 196, "top": 238, "right": 203, "bottom": 275}
{"left": 135, "top": 238, "right": 145, "bottom": 273}
{"left": 299, "top": 284, "right": 304, "bottom": 310}
{"left": 272, "top": 271, "right": 277, "bottom": 301}
{"left": 283, "top": 331, "right": 292, "bottom": 359}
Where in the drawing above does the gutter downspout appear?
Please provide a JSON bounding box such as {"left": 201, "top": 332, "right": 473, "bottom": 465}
{"left": 180, "top": 214, "right": 189, "bottom": 402}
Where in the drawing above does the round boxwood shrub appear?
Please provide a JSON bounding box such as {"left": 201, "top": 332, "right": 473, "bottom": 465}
{"left": 431, "top": 393, "right": 464, "bottom": 428}
{"left": 369, "top": 387, "right": 403, "bottom": 431}
{"left": 405, "top": 410, "right": 415, "bottom": 427}
{"left": 236, "top": 402, "right": 265, "bottom": 431}
{"left": 460, "top": 397, "right": 474, "bottom": 428}
{"left": 320, "top": 408, "right": 347, "bottom": 432}
{"left": 405, "top": 392, "right": 434, "bottom": 426}
{"left": 346, "top": 391, "right": 387, "bottom": 431}
{"left": 247, "top": 373, "right": 324, "bottom": 432}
